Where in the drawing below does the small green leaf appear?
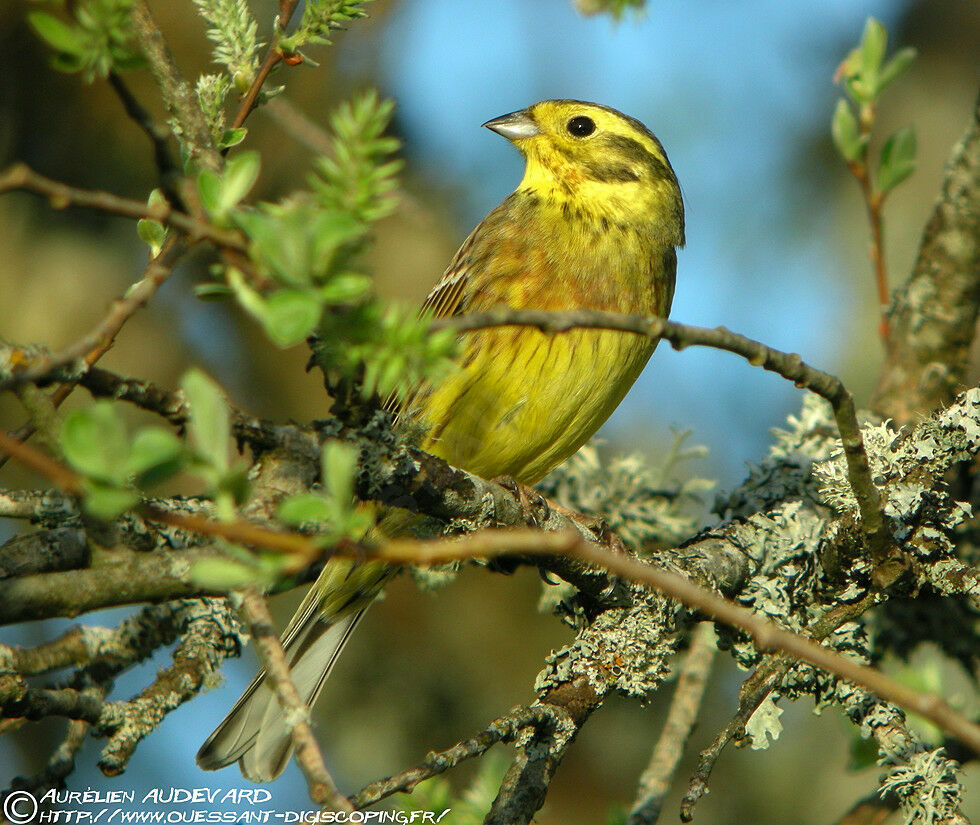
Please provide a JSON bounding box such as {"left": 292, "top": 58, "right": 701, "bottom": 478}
{"left": 28, "top": 12, "right": 85, "bottom": 56}
{"left": 219, "top": 127, "right": 248, "bottom": 150}
{"left": 261, "top": 289, "right": 323, "bottom": 348}
{"left": 877, "top": 47, "right": 917, "bottom": 95}
{"left": 218, "top": 465, "right": 251, "bottom": 506}
{"left": 322, "top": 441, "right": 358, "bottom": 505}
{"left": 82, "top": 481, "right": 139, "bottom": 520}
{"left": 194, "top": 283, "right": 234, "bottom": 300}
{"left": 181, "top": 369, "right": 230, "bottom": 473}
{"left": 877, "top": 126, "right": 917, "bottom": 193}
{"left": 859, "top": 18, "right": 887, "bottom": 80}
{"left": 189, "top": 556, "right": 265, "bottom": 590}
{"left": 220, "top": 151, "right": 261, "bottom": 211}
{"left": 278, "top": 493, "right": 333, "bottom": 526}
{"left": 197, "top": 169, "right": 223, "bottom": 215}
{"left": 126, "top": 428, "right": 184, "bottom": 485}
{"left": 61, "top": 403, "right": 131, "bottom": 484}
{"left": 226, "top": 267, "right": 269, "bottom": 318}
{"left": 831, "top": 99, "right": 865, "bottom": 163}
{"left": 319, "top": 273, "right": 373, "bottom": 304}
{"left": 137, "top": 218, "right": 166, "bottom": 255}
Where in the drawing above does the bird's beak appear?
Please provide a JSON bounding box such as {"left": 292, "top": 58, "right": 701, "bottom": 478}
{"left": 482, "top": 109, "right": 540, "bottom": 141}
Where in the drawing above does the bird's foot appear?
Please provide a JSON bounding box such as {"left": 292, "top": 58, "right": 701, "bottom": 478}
{"left": 492, "top": 475, "right": 552, "bottom": 527}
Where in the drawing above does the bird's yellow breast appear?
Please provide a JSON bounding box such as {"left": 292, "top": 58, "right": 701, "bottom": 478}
{"left": 411, "top": 192, "right": 675, "bottom": 485}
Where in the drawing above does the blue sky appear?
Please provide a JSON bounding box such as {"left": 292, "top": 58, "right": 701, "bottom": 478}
{"left": 373, "top": 0, "right": 904, "bottom": 484}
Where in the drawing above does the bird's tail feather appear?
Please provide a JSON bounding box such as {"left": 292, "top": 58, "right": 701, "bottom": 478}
{"left": 196, "top": 609, "right": 365, "bottom": 781}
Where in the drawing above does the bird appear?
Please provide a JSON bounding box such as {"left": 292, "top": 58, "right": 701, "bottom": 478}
{"left": 197, "top": 99, "right": 685, "bottom": 781}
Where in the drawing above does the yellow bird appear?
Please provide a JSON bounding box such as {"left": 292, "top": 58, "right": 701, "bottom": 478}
{"left": 198, "top": 99, "right": 684, "bottom": 781}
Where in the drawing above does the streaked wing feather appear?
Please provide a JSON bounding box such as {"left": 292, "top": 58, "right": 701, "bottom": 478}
{"left": 382, "top": 228, "right": 478, "bottom": 416}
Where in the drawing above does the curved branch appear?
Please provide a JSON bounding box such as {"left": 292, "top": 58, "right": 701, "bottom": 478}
{"left": 434, "top": 307, "right": 895, "bottom": 583}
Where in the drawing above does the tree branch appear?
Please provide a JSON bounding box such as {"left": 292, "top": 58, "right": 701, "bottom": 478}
{"left": 230, "top": 1, "right": 302, "bottom": 131}
{"left": 627, "top": 623, "right": 717, "bottom": 825}
{"left": 129, "top": 1, "right": 222, "bottom": 172}
{"left": 0, "top": 164, "right": 245, "bottom": 251}
{"left": 0, "top": 238, "right": 185, "bottom": 392}
{"left": 238, "top": 590, "right": 353, "bottom": 812}
{"left": 432, "top": 308, "right": 896, "bottom": 584}
{"left": 873, "top": 88, "right": 980, "bottom": 423}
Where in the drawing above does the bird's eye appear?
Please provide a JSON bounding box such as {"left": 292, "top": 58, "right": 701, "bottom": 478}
{"left": 566, "top": 116, "right": 596, "bottom": 137}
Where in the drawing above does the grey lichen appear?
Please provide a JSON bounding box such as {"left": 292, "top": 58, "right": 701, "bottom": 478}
{"left": 879, "top": 748, "right": 964, "bottom": 825}
{"left": 539, "top": 435, "right": 713, "bottom": 551}
{"left": 535, "top": 591, "right": 677, "bottom": 699}
{"left": 720, "top": 394, "right": 842, "bottom": 521}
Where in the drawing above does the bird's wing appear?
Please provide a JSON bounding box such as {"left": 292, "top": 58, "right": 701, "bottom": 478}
{"left": 418, "top": 228, "right": 478, "bottom": 319}
{"left": 381, "top": 228, "right": 481, "bottom": 416}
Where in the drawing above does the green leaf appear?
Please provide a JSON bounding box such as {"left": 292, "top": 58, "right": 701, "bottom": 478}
{"left": 859, "top": 18, "right": 887, "bottom": 80}
{"left": 61, "top": 403, "right": 131, "bottom": 484}
{"left": 278, "top": 493, "right": 333, "bottom": 526}
{"left": 219, "top": 127, "right": 248, "bottom": 150}
{"left": 319, "top": 273, "right": 373, "bottom": 304}
{"left": 877, "top": 47, "right": 917, "bottom": 95}
{"left": 189, "top": 556, "right": 265, "bottom": 590}
{"left": 197, "top": 169, "right": 223, "bottom": 215}
{"left": 181, "top": 369, "right": 230, "bottom": 473}
{"left": 194, "top": 283, "right": 234, "bottom": 300}
{"left": 220, "top": 151, "right": 261, "bottom": 211}
{"left": 137, "top": 218, "right": 166, "bottom": 255}
{"left": 830, "top": 99, "right": 865, "bottom": 163}
{"left": 877, "top": 126, "right": 917, "bottom": 193}
{"left": 261, "top": 289, "right": 323, "bottom": 348}
{"left": 28, "top": 12, "right": 86, "bottom": 56}
{"left": 82, "top": 481, "right": 139, "bottom": 520}
{"left": 322, "top": 440, "right": 358, "bottom": 504}
{"left": 226, "top": 267, "right": 269, "bottom": 318}
{"left": 126, "top": 428, "right": 184, "bottom": 486}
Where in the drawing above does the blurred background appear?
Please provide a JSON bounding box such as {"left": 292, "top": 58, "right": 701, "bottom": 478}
{"left": 0, "top": 0, "right": 978, "bottom": 822}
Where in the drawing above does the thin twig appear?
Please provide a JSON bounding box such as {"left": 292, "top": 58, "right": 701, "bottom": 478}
{"left": 107, "top": 72, "right": 178, "bottom": 184}
{"left": 679, "top": 593, "right": 880, "bottom": 821}
{"left": 434, "top": 307, "right": 897, "bottom": 584}
{"left": 0, "top": 238, "right": 185, "bottom": 392}
{"left": 230, "top": 1, "right": 302, "bottom": 131}
{"left": 350, "top": 705, "right": 558, "bottom": 809}
{"left": 130, "top": 1, "right": 221, "bottom": 172}
{"left": 238, "top": 590, "right": 354, "bottom": 812}
{"left": 845, "top": 96, "right": 890, "bottom": 343}
{"left": 0, "top": 164, "right": 245, "bottom": 250}
{"left": 628, "top": 623, "right": 717, "bottom": 825}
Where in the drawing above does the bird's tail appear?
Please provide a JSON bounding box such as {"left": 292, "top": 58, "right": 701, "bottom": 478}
{"left": 196, "top": 558, "right": 393, "bottom": 781}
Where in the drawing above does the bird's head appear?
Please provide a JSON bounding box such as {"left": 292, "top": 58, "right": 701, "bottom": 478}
{"left": 484, "top": 99, "right": 684, "bottom": 246}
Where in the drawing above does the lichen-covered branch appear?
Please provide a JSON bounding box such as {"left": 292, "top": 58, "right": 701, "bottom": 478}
{"left": 97, "top": 599, "right": 242, "bottom": 775}
{"left": 628, "top": 623, "right": 717, "bottom": 825}
{"left": 129, "top": 1, "right": 222, "bottom": 172}
{"left": 873, "top": 88, "right": 980, "bottom": 423}
{"left": 350, "top": 705, "right": 560, "bottom": 808}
